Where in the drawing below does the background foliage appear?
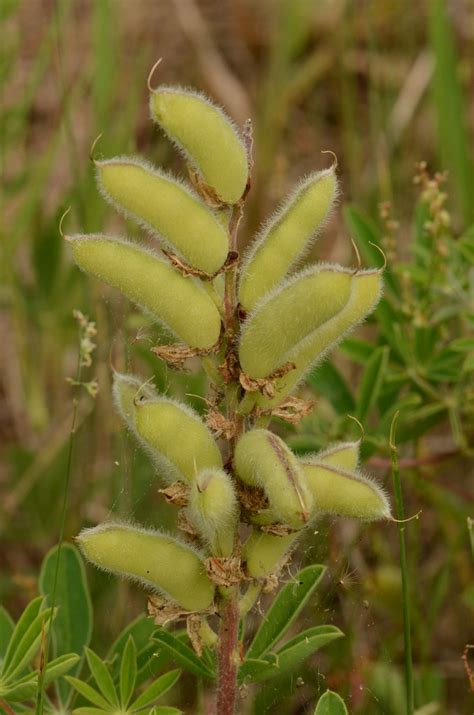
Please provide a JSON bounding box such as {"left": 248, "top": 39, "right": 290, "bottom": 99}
{"left": 1, "top": 1, "right": 473, "bottom": 713}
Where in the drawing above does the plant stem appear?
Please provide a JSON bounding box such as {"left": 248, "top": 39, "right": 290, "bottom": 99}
{"left": 216, "top": 589, "right": 240, "bottom": 715}
{"left": 390, "top": 412, "right": 415, "bottom": 715}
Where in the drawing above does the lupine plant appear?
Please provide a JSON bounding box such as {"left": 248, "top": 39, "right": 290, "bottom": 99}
{"left": 64, "top": 72, "right": 390, "bottom": 714}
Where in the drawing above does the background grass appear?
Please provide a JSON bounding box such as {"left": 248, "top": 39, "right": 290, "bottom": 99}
{"left": 1, "top": 1, "right": 473, "bottom": 713}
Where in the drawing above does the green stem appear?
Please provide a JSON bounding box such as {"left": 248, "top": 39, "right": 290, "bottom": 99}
{"left": 390, "top": 412, "right": 414, "bottom": 715}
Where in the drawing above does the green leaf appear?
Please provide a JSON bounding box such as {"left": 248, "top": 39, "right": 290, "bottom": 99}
{"left": 356, "top": 346, "right": 389, "bottom": 422}
{"left": 85, "top": 648, "right": 118, "bottom": 706}
{"left": 39, "top": 542, "right": 93, "bottom": 706}
{"left": 451, "top": 338, "right": 474, "bottom": 352}
{"left": 152, "top": 631, "right": 215, "bottom": 681}
{"left": 314, "top": 690, "right": 348, "bottom": 714}
{"left": 72, "top": 709, "right": 109, "bottom": 715}
{"left": 246, "top": 565, "right": 326, "bottom": 660}
{"left": 2, "top": 605, "right": 53, "bottom": 682}
{"left": 0, "top": 606, "right": 14, "bottom": 660}
{"left": 148, "top": 708, "right": 183, "bottom": 715}
{"left": 275, "top": 624, "right": 343, "bottom": 669}
{"left": 131, "top": 669, "right": 180, "bottom": 710}
{"left": 340, "top": 337, "right": 373, "bottom": 364}
{"left": 65, "top": 675, "right": 111, "bottom": 709}
{"left": 44, "top": 653, "right": 81, "bottom": 685}
{"left": 307, "top": 362, "right": 355, "bottom": 414}
{"left": 120, "top": 636, "right": 137, "bottom": 708}
{"left": 1, "top": 595, "right": 43, "bottom": 677}
{"left": 240, "top": 626, "right": 342, "bottom": 684}
{"left": 108, "top": 615, "right": 156, "bottom": 669}
{"left": 1, "top": 671, "right": 37, "bottom": 701}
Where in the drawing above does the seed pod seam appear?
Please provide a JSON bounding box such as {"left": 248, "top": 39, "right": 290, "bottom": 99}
{"left": 300, "top": 441, "right": 361, "bottom": 469}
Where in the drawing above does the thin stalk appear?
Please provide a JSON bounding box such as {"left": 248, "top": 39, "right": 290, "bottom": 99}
{"left": 35, "top": 351, "right": 82, "bottom": 715}
{"left": 216, "top": 589, "right": 240, "bottom": 715}
{"left": 390, "top": 412, "right": 414, "bottom": 715}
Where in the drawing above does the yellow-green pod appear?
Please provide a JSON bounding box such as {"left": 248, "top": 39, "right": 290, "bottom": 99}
{"left": 254, "top": 269, "right": 383, "bottom": 408}
{"left": 243, "top": 530, "right": 298, "bottom": 579}
{"left": 234, "top": 429, "right": 313, "bottom": 529}
{"left": 134, "top": 397, "right": 223, "bottom": 483}
{"left": 239, "top": 265, "right": 353, "bottom": 379}
{"left": 68, "top": 235, "right": 221, "bottom": 349}
{"left": 301, "top": 462, "right": 390, "bottom": 520}
{"left": 150, "top": 87, "right": 248, "bottom": 204}
{"left": 188, "top": 469, "right": 238, "bottom": 556}
{"left": 112, "top": 371, "right": 156, "bottom": 429}
{"left": 305, "top": 441, "right": 360, "bottom": 472}
{"left": 77, "top": 523, "right": 215, "bottom": 611}
{"left": 96, "top": 158, "right": 228, "bottom": 273}
{"left": 239, "top": 168, "right": 338, "bottom": 311}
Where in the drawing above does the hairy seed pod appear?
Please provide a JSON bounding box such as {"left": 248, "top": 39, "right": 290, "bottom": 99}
{"left": 188, "top": 469, "right": 238, "bottom": 556}
{"left": 150, "top": 87, "right": 248, "bottom": 204}
{"left": 96, "top": 158, "right": 228, "bottom": 273}
{"left": 239, "top": 265, "right": 353, "bottom": 379}
{"left": 77, "top": 523, "right": 215, "bottom": 611}
{"left": 305, "top": 441, "right": 360, "bottom": 472}
{"left": 134, "top": 398, "right": 223, "bottom": 483}
{"left": 112, "top": 372, "right": 156, "bottom": 429}
{"left": 254, "top": 269, "right": 383, "bottom": 408}
{"left": 301, "top": 462, "right": 390, "bottom": 520}
{"left": 68, "top": 235, "right": 221, "bottom": 349}
{"left": 234, "top": 429, "right": 313, "bottom": 528}
{"left": 243, "top": 530, "right": 298, "bottom": 579}
{"left": 239, "top": 168, "right": 338, "bottom": 311}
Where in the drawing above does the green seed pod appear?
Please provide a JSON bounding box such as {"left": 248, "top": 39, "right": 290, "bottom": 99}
{"left": 234, "top": 429, "right": 313, "bottom": 528}
{"left": 239, "top": 168, "right": 338, "bottom": 311}
{"left": 239, "top": 265, "right": 353, "bottom": 379}
{"left": 77, "top": 522, "right": 215, "bottom": 611}
{"left": 150, "top": 87, "right": 248, "bottom": 204}
{"left": 253, "top": 269, "right": 383, "bottom": 408}
{"left": 243, "top": 530, "right": 298, "bottom": 579}
{"left": 112, "top": 371, "right": 156, "bottom": 429}
{"left": 301, "top": 462, "right": 390, "bottom": 520}
{"left": 68, "top": 235, "right": 221, "bottom": 349}
{"left": 188, "top": 469, "right": 238, "bottom": 556}
{"left": 134, "top": 397, "right": 223, "bottom": 483}
{"left": 96, "top": 158, "right": 228, "bottom": 273}
{"left": 305, "top": 441, "right": 360, "bottom": 472}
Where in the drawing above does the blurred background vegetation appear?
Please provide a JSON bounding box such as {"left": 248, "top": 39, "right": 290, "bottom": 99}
{"left": 1, "top": 0, "right": 473, "bottom": 713}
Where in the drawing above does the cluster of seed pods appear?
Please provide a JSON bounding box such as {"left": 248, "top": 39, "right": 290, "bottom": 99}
{"left": 73, "top": 82, "right": 390, "bottom": 614}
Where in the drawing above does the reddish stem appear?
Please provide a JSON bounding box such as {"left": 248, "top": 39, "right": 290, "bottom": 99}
{"left": 216, "top": 592, "right": 240, "bottom": 715}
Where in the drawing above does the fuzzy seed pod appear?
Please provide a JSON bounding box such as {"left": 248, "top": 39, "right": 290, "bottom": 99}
{"left": 77, "top": 523, "right": 215, "bottom": 611}
{"left": 68, "top": 235, "right": 221, "bottom": 349}
{"left": 112, "top": 372, "right": 156, "bottom": 429}
{"left": 96, "top": 158, "right": 228, "bottom": 273}
{"left": 234, "top": 429, "right": 313, "bottom": 529}
{"left": 253, "top": 269, "right": 383, "bottom": 408}
{"left": 134, "top": 397, "right": 223, "bottom": 483}
{"left": 306, "top": 441, "right": 360, "bottom": 472}
{"left": 239, "top": 168, "right": 338, "bottom": 311}
{"left": 150, "top": 87, "right": 248, "bottom": 204}
{"left": 239, "top": 265, "right": 353, "bottom": 379}
{"left": 188, "top": 469, "right": 238, "bottom": 556}
{"left": 301, "top": 462, "right": 390, "bottom": 520}
{"left": 243, "top": 530, "right": 298, "bottom": 579}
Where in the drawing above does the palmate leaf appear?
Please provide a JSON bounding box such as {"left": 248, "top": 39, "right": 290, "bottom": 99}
{"left": 1, "top": 596, "right": 43, "bottom": 678}
{"left": 85, "top": 647, "right": 119, "bottom": 706}
{"left": 152, "top": 631, "right": 215, "bottom": 681}
{"left": 356, "top": 345, "right": 389, "bottom": 422}
{"left": 131, "top": 668, "right": 180, "bottom": 710}
{"left": 239, "top": 625, "right": 343, "bottom": 684}
{"left": 1, "top": 602, "right": 54, "bottom": 683}
{"left": 246, "top": 565, "right": 326, "bottom": 660}
{"left": 120, "top": 636, "right": 137, "bottom": 708}
{"left": 0, "top": 607, "right": 14, "bottom": 660}
{"left": 39, "top": 542, "right": 93, "bottom": 706}
{"left": 314, "top": 690, "right": 348, "bottom": 714}
{"left": 1, "top": 653, "right": 79, "bottom": 702}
